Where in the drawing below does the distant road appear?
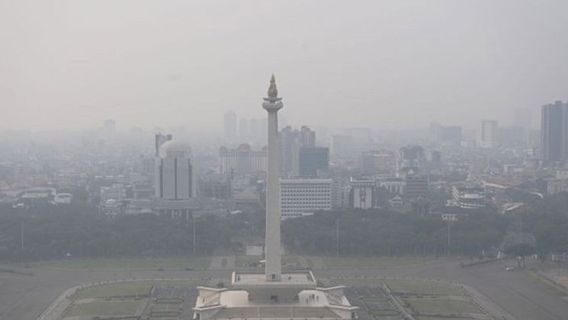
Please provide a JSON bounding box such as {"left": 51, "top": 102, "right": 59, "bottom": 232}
{"left": 0, "top": 258, "right": 567, "bottom": 320}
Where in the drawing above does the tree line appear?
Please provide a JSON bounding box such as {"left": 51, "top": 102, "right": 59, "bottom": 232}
{"left": 1, "top": 192, "right": 568, "bottom": 262}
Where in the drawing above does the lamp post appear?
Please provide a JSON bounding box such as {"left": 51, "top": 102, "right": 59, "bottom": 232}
{"left": 442, "top": 214, "right": 457, "bottom": 256}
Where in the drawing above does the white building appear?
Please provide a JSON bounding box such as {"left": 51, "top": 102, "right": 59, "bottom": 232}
{"left": 219, "top": 144, "right": 267, "bottom": 175}
{"left": 378, "top": 178, "right": 405, "bottom": 195}
{"left": 450, "top": 184, "right": 486, "bottom": 209}
{"left": 280, "top": 178, "right": 332, "bottom": 219}
{"left": 155, "top": 140, "right": 196, "bottom": 200}
{"left": 350, "top": 178, "right": 375, "bottom": 209}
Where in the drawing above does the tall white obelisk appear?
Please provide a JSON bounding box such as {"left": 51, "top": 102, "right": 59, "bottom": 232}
{"left": 263, "top": 75, "right": 283, "bottom": 281}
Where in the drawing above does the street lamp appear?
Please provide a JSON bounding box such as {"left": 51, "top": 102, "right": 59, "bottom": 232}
{"left": 442, "top": 214, "right": 458, "bottom": 256}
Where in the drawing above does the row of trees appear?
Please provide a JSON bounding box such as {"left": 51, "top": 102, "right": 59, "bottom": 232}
{"left": 0, "top": 204, "right": 250, "bottom": 261}
{"left": 283, "top": 192, "right": 568, "bottom": 257}
{"left": 282, "top": 209, "right": 507, "bottom": 257}
{"left": 1, "top": 192, "right": 568, "bottom": 262}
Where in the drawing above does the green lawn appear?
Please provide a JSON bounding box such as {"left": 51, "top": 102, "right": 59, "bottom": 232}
{"left": 37, "top": 257, "right": 211, "bottom": 270}
{"left": 327, "top": 277, "right": 386, "bottom": 287}
{"left": 320, "top": 256, "right": 436, "bottom": 269}
{"left": 73, "top": 281, "right": 153, "bottom": 299}
{"left": 385, "top": 279, "right": 465, "bottom": 296}
{"left": 406, "top": 298, "right": 483, "bottom": 316}
{"left": 66, "top": 300, "right": 144, "bottom": 317}
{"left": 73, "top": 279, "right": 203, "bottom": 299}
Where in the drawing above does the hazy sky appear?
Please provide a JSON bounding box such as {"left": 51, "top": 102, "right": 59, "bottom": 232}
{"left": 1, "top": 0, "right": 568, "bottom": 131}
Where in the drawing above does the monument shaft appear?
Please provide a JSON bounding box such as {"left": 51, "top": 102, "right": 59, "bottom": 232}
{"left": 263, "top": 75, "right": 283, "bottom": 281}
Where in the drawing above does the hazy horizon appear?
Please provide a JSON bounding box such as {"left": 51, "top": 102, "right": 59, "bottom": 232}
{"left": 2, "top": 0, "right": 568, "bottom": 131}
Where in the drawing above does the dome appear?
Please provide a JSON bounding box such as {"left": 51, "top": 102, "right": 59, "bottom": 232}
{"left": 159, "top": 140, "right": 191, "bottom": 158}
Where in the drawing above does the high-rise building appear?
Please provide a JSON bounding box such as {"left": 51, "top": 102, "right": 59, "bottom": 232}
{"left": 155, "top": 140, "right": 195, "bottom": 200}
{"left": 280, "top": 178, "right": 332, "bottom": 219}
{"left": 298, "top": 147, "right": 329, "bottom": 177}
{"left": 480, "top": 120, "right": 499, "bottom": 148}
{"left": 154, "top": 133, "right": 173, "bottom": 156}
{"left": 280, "top": 126, "right": 316, "bottom": 177}
{"left": 224, "top": 110, "right": 238, "bottom": 142}
{"left": 219, "top": 144, "right": 267, "bottom": 175}
{"left": 359, "top": 150, "right": 396, "bottom": 176}
{"left": 541, "top": 100, "right": 568, "bottom": 164}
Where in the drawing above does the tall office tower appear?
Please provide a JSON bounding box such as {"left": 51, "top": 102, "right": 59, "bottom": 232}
{"left": 194, "top": 75, "right": 358, "bottom": 320}
{"left": 298, "top": 147, "right": 329, "bottom": 177}
{"left": 154, "top": 133, "right": 173, "bottom": 156}
{"left": 542, "top": 100, "right": 568, "bottom": 165}
{"left": 299, "top": 126, "right": 316, "bottom": 146}
{"left": 280, "top": 125, "right": 317, "bottom": 177}
{"left": 224, "top": 110, "right": 238, "bottom": 143}
{"left": 154, "top": 140, "right": 195, "bottom": 199}
{"left": 480, "top": 120, "right": 499, "bottom": 148}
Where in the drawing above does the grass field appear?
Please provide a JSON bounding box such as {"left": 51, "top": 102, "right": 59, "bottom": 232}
{"left": 73, "top": 279, "right": 203, "bottom": 299}
{"left": 36, "top": 257, "right": 211, "bottom": 270}
{"left": 65, "top": 300, "right": 144, "bottom": 317}
{"left": 406, "top": 298, "right": 483, "bottom": 315}
{"left": 73, "top": 281, "right": 153, "bottom": 299}
{"left": 327, "top": 277, "right": 464, "bottom": 296}
{"left": 320, "top": 256, "right": 438, "bottom": 269}
{"left": 385, "top": 279, "right": 465, "bottom": 296}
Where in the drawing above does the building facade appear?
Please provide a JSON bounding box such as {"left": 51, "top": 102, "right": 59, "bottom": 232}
{"left": 155, "top": 140, "right": 195, "bottom": 200}
{"left": 219, "top": 144, "right": 267, "bottom": 175}
{"left": 280, "top": 178, "right": 332, "bottom": 219}
{"left": 541, "top": 100, "right": 568, "bottom": 165}
{"left": 280, "top": 126, "right": 316, "bottom": 177}
{"left": 350, "top": 178, "right": 376, "bottom": 209}
{"left": 298, "top": 147, "right": 329, "bottom": 177}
